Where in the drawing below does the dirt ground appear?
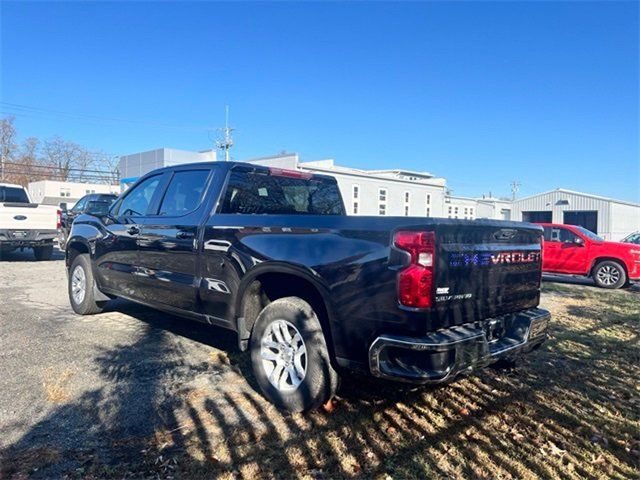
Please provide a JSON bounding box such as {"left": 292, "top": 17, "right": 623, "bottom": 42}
{"left": 0, "top": 249, "right": 638, "bottom": 479}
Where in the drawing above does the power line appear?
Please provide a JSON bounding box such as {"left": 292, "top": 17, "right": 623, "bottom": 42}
{"left": 1, "top": 101, "right": 213, "bottom": 133}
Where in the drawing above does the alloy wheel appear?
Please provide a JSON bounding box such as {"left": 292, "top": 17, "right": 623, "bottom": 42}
{"left": 597, "top": 265, "right": 620, "bottom": 286}
{"left": 71, "top": 265, "right": 87, "bottom": 304}
{"left": 260, "top": 319, "right": 307, "bottom": 391}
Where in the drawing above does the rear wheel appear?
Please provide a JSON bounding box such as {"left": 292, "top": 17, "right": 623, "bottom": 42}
{"left": 33, "top": 244, "right": 53, "bottom": 261}
{"left": 593, "top": 260, "right": 626, "bottom": 289}
{"left": 249, "top": 297, "right": 339, "bottom": 412}
{"left": 68, "top": 254, "right": 107, "bottom": 314}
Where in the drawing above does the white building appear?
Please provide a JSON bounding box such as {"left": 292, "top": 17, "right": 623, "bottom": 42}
{"left": 118, "top": 148, "right": 216, "bottom": 185}
{"left": 247, "top": 153, "right": 447, "bottom": 217}
{"left": 444, "top": 195, "right": 479, "bottom": 220}
{"left": 511, "top": 189, "right": 640, "bottom": 240}
{"left": 476, "top": 196, "right": 512, "bottom": 221}
{"left": 28, "top": 180, "right": 120, "bottom": 208}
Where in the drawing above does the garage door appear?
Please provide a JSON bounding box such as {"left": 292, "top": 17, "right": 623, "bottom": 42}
{"left": 563, "top": 210, "right": 598, "bottom": 234}
{"left": 522, "top": 211, "right": 552, "bottom": 223}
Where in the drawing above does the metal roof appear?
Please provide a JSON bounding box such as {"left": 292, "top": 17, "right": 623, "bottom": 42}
{"left": 515, "top": 188, "right": 640, "bottom": 208}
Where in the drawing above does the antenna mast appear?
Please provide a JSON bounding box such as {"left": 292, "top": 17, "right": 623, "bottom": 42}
{"left": 216, "top": 105, "right": 234, "bottom": 161}
{"left": 510, "top": 180, "right": 521, "bottom": 201}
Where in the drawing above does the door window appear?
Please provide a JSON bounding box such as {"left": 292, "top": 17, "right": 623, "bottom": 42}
{"left": 158, "top": 170, "right": 210, "bottom": 216}
{"left": 549, "top": 227, "right": 579, "bottom": 243}
{"left": 71, "top": 197, "right": 87, "bottom": 213}
{"left": 118, "top": 175, "right": 162, "bottom": 217}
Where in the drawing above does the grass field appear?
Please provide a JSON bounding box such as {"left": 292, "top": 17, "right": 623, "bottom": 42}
{"left": 3, "top": 281, "right": 639, "bottom": 479}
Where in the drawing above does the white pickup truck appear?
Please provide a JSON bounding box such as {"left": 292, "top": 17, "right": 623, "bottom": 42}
{"left": 0, "top": 183, "right": 60, "bottom": 260}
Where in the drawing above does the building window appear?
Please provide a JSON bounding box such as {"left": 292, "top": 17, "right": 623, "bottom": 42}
{"left": 404, "top": 191, "right": 410, "bottom": 203}
{"left": 469, "top": 208, "right": 474, "bottom": 216}
{"left": 426, "top": 207, "right": 430, "bottom": 217}
{"left": 448, "top": 206, "right": 452, "bottom": 214}
{"left": 426, "top": 194, "right": 431, "bottom": 204}
{"left": 379, "top": 188, "right": 387, "bottom": 202}
{"left": 379, "top": 204, "right": 386, "bottom": 215}
{"left": 454, "top": 207, "right": 459, "bottom": 214}
{"left": 464, "top": 208, "right": 468, "bottom": 215}
{"left": 353, "top": 185, "right": 359, "bottom": 200}
{"left": 405, "top": 205, "right": 409, "bottom": 216}
{"left": 353, "top": 202, "right": 359, "bottom": 215}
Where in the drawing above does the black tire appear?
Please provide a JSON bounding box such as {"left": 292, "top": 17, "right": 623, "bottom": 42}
{"left": 68, "top": 254, "right": 107, "bottom": 314}
{"left": 58, "top": 230, "right": 68, "bottom": 251}
{"left": 249, "top": 297, "right": 339, "bottom": 413}
{"left": 33, "top": 244, "right": 53, "bottom": 261}
{"left": 592, "top": 260, "right": 626, "bottom": 289}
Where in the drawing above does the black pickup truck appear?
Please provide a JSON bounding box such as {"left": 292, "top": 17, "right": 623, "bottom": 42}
{"left": 66, "top": 161, "right": 550, "bottom": 412}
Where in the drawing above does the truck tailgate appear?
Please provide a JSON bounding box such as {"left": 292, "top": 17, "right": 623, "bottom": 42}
{"left": 0, "top": 203, "right": 58, "bottom": 230}
{"left": 432, "top": 223, "right": 543, "bottom": 327}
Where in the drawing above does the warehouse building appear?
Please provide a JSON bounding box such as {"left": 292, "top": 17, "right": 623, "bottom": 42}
{"left": 511, "top": 189, "right": 640, "bottom": 241}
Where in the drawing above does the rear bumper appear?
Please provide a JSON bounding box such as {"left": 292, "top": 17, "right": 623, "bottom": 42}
{"left": 369, "top": 307, "right": 550, "bottom": 384}
{"left": 0, "top": 229, "right": 58, "bottom": 248}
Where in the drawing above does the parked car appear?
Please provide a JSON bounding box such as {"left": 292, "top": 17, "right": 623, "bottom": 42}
{"left": 66, "top": 162, "right": 550, "bottom": 412}
{"left": 58, "top": 193, "right": 117, "bottom": 249}
{"left": 0, "top": 183, "right": 60, "bottom": 260}
{"left": 621, "top": 231, "right": 640, "bottom": 245}
{"left": 538, "top": 223, "right": 640, "bottom": 289}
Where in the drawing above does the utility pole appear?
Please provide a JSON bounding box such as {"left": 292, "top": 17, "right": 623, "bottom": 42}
{"left": 216, "top": 105, "right": 234, "bottom": 161}
{"left": 510, "top": 180, "right": 521, "bottom": 201}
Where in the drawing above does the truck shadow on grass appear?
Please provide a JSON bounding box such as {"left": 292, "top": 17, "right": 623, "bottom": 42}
{"left": 2, "top": 290, "right": 639, "bottom": 479}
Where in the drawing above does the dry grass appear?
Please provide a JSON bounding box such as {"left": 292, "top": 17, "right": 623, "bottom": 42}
{"left": 129, "top": 282, "right": 638, "bottom": 480}
{"left": 42, "top": 368, "right": 74, "bottom": 403}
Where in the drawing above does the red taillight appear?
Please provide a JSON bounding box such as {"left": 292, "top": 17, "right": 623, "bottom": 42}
{"left": 56, "top": 209, "right": 62, "bottom": 229}
{"left": 394, "top": 231, "right": 435, "bottom": 308}
{"left": 268, "top": 167, "right": 313, "bottom": 180}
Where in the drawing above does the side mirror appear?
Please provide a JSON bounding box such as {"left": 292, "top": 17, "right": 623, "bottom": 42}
{"left": 575, "top": 237, "right": 585, "bottom": 246}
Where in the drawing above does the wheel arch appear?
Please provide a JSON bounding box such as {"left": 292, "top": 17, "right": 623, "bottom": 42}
{"left": 589, "top": 256, "right": 629, "bottom": 277}
{"left": 65, "top": 236, "right": 92, "bottom": 269}
{"left": 235, "top": 262, "right": 336, "bottom": 358}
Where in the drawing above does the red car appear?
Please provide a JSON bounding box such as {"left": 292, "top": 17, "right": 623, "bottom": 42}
{"left": 537, "top": 223, "right": 640, "bottom": 289}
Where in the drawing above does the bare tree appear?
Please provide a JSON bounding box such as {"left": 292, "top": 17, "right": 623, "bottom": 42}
{"left": 7, "top": 137, "right": 41, "bottom": 186}
{"left": 42, "top": 136, "right": 90, "bottom": 181}
{"left": 1, "top": 116, "right": 119, "bottom": 186}
{"left": 0, "top": 116, "right": 18, "bottom": 180}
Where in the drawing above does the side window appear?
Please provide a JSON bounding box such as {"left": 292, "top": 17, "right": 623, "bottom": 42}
{"left": 559, "top": 228, "right": 579, "bottom": 243}
{"left": 71, "top": 197, "right": 87, "bottom": 213}
{"left": 158, "top": 170, "right": 210, "bottom": 216}
{"left": 220, "top": 169, "right": 343, "bottom": 215}
{"left": 543, "top": 227, "right": 552, "bottom": 241}
{"left": 118, "top": 175, "right": 162, "bottom": 217}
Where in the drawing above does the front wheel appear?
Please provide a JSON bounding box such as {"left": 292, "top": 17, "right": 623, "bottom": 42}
{"left": 249, "top": 297, "right": 339, "bottom": 412}
{"left": 58, "top": 230, "right": 68, "bottom": 250}
{"left": 593, "top": 260, "right": 626, "bottom": 289}
{"left": 68, "top": 254, "right": 107, "bottom": 314}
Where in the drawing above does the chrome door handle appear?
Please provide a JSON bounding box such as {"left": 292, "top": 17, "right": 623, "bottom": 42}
{"left": 127, "top": 225, "right": 140, "bottom": 235}
{"left": 176, "top": 230, "right": 194, "bottom": 239}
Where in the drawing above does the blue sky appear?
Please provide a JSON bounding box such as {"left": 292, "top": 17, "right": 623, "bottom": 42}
{"left": 1, "top": 1, "right": 638, "bottom": 201}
